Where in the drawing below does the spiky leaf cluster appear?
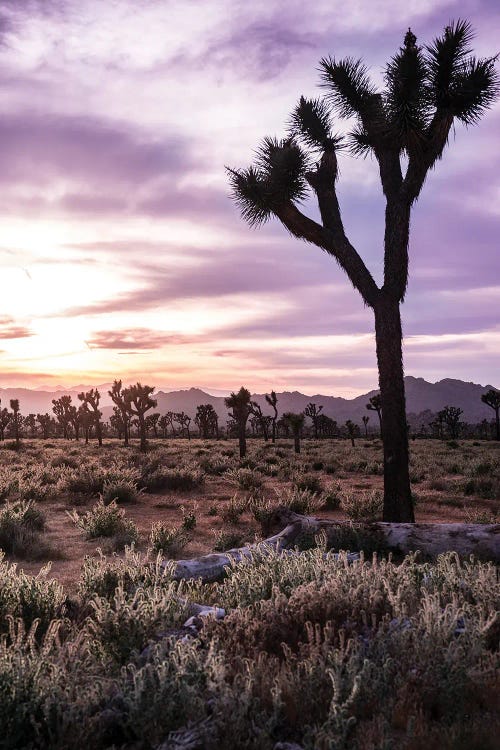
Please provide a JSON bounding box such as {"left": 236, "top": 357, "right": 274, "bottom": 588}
{"left": 227, "top": 137, "right": 309, "bottom": 226}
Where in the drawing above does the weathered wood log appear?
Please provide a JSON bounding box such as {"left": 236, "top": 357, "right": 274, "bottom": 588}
{"left": 277, "top": 510, "right": 500, "bottom": 562}
{"left": 167, "top": 510, "right": 500, "bottom": 583}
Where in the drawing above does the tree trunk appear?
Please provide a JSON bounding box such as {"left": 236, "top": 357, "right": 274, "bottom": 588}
{"left": 374, "top": 293, "right": 414, "bottom": 522}
{"left": 495, "top": 408, "right": 500, "bottom": 441}
{"left": 139, "top": 415, "right": 147, "bottom": 452}
{"left": 294, "top": 435, "right": 300, "bottom": 453}
{"left": 238, "top": 422, "right": 246, "bottom": 459}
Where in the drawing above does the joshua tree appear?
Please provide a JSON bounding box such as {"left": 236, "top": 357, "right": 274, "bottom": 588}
{"left": 195, "top": 404, "right": 218, "bottom": 438}
{"left": 439, "top": 405, "right": 463, "bottom": 440}
{"left": 78, "top": 389, "right": 103, "bottom": 447}
{"left": 250, "top": 400, "right": 270, "bottom": 441}
{"left": 36, "top": 413, "right": 52, "bottom": 440}
{"left": 304, "top": 402, "right": 323, "bottom": 439}
{"left": 68, "top": 404, "right": 81, "bottom": 440}
{"left": 317, "top": 413, "right": 338, "bottom": 438}
{"left": 174, "top": 411, "right": 192, "bottom": 439}
{"left": 145, "top": 412, "right": 160, "bottom": 438}
{"left": 9, "top": 399, "right": 20, "bottom": 447}
{"left": 23, "top": 413, "right": 37, "bottom": 438}
{"left": 481, "top": 389, "right": 500, "bottom": 441}
{"left": 108, "top": 380, "right": 130, "bottom": 446}
{"left": 110, "top": 408, "right": 126, "bottom": 440}
{"left": 228, "top": 21, "right": 498, "bottom": 522}
{"left": 158, "top": 414, "right": 169, "bottom": 438}
{"left": 284, "top": 411, "right": 305, "bottom": 453}
{"left": 345, "top": 419, "right": 359, "bottom": 447}
{"left": 52, "top": 395, "right": 73, "bottom": 439}
{"left": 0, "top": 407, "right": 12, "bottom": 441}
{"left": 123, "top": 383, "right": 157, "bottom": 452}
{"left": 366, "top": 394, "right": 383, "bottom": 436}
{"left": 225, "top": 387, "right": 252, "bottom": 458}
{"left": 265, "top": 390, "right": 279, "bottom": 443}
{"left": 362, "top": 415, "right": 370, "bottom": 437}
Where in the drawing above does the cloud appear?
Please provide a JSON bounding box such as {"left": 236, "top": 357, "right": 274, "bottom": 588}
{"left": 87, "top": 328, "right": 193, "bottom": 350}
{"left": 0, "top": 316, "right": 33, "bottom": 339}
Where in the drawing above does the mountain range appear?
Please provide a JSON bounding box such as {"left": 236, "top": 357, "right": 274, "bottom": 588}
{"left": 0, "top": 377, "right": 497, "bottom": 425}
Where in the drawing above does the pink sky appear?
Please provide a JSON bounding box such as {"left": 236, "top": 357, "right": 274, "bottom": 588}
{"left": 0, "top": 0, "right": 499, "bottom": 397}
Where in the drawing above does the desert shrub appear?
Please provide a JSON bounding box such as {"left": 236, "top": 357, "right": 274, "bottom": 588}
{"left": 340, "top": 489, "right": 383, "bottom": 521}
{"left": 149, "top": 522, "right": 189, "bottom": 556}
{"left": 324, "top": 462, "right": 338, "bottom": 474}
{"left": 463, "top": 478, "right": 499, "bottom": 500}
{"left": 50, "top": 455, "right": 79, "bottom": 469}
{"left": 0, "top": 554, "right": 65, "bottom": 637}
{"left": 276, "top": 486, "right": 324, "bottom": 515}
{"left": 68, "top": 500, "right": 138, "bottom": 541}
{"left": 213, "top": 529, "right": 245, "bottom": 551}
{"left": 220, "top": 495, "right": 246, "bottom": 524}
{"left": 428, "top": 477, "right": 449, "bottom": 492}
{"left": 0, "top": 501, "right": 49, "bottom": 558}
{"left": 320, "top": 482, "right": 343, "bottom": 510}
{"left": 463, "top": 508, "right": 498, "bottom": 524}
{"left": 312, "top": 460, "right": 324, "bottom": 470}
{"left": 224, "top": 467, "right": 263, "bottom": 492}
{"left": 85, "top": 583, "right": 188, "bottom": 663}
{"left": 181, "top": 506, "right": 197, "bottom": 531}
{"left": 102, "top": 478, "right": 139, "bottom": 504}
{"left": 78, "top": 549, "right": 176, "bottom": 601}
{"left": 143, "top": 465, "right": 204, "bottom": 492}
{"left": 200, "top": 456, "right": 233, "bottom": 475}
{"left": 293, "top": 472, "right": 322, "bottom": 494}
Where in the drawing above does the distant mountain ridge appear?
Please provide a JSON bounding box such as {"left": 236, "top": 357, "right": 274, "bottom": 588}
{"left": 0, "top": 377, "right": 497, "bottom": 425}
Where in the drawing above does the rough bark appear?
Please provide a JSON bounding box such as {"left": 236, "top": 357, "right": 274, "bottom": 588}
{"left": 375, "top": 293, "right": 414, "bottom": 522}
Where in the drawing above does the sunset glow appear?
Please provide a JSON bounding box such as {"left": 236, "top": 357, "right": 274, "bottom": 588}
{"left": 1, "top": 0, "right": 499, "bottom": 395}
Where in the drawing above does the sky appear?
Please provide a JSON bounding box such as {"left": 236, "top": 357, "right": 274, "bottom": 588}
{"left": 0, "top": 0, "right": 499, "bottom": 398}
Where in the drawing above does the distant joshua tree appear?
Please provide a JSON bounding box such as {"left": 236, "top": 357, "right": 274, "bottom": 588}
{"left": 304, "top": 402, "right": 323, "bottom": 439}
{"left": 283, "top": 412, "right": 305, "bottom": 453}
{"left": 265, "top": 390, "right": 279, "bottom": 443}
{"left": 78, "top": 389, "right": 103, "bottom": 447}
{"left": 123, "top": 383, "right": 157, "bottom": 452}
{"left": 362, "top": 415, "right": 370, "bottom": 437}
{"left": 366, "top": 394, "right": 382, "bottom": 436}
{"left": 195, "top": 404, "right": 218, "bottom": 438}
{"left": 109, "top": 380, "right": 130, "bottom": 446}
{"left": 225, "top": 387, "right": 252, "bottom": 458}
{"left": 481, "top": 389, "right": 500, "bottom": 441}
{"left": 36, "top": 413, "right": 52, "bottom": 440}
{"left": 0, "top": 404, "right": 12, "bottom": 441}
{"left": 228, "top": 20, "right": 499, "bottom": 522}
{"left": 175, "top": 411, "right": 192, "bottom": 439}
{"left": 52, "top": 395, "right": 73, "bottom": 439}
{"left": 439, "top": 405, "right": 463, "bottom": 440}
{"left": 345, "top": 419, "right": 360, "bottom": 447}
{"left": 9, "top": 399, "right": 20, "bottom": 447}
{"left": 317, "top": 413, "right": 338, "bottom": 438}
{"left": 250, "top": 400, "right": 270, "bottom": 441}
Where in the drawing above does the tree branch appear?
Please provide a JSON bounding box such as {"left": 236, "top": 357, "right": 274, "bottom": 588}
{"left": 274, "top": 200, "right": 379, "bottom": 307}
{"left": 403, "top": 112, "right": 453, "bottom": 202}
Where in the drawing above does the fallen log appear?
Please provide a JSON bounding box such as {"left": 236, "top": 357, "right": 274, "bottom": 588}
{"left": 168, "top": 510, "right": 500, "bottom": 582}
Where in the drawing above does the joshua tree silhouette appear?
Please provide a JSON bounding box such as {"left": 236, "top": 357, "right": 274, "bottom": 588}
{"left": 265, "top": 390, "right": 279, "bottom": 443}
{"left": 366, "top": 394, "right": 382, "bottom": 436}
{"left": 109, "top": 380, "right": 130, "bottom": 446}
{"left": 284, "top": 411, "right": 305, "bottom": 453}
{"left": 78, "top": 389, "right": 103, "bottom": 447}
{"left": 123, "top": 383, "right": 157, "bottom": 452}
{"left": 9, "top": 399, "right": 20, "bottom": 447}
{"left": 225, "top": 387, "right": 252, "bottom": 458}
{"left": 481, "top": 389, "right": 500, "bottom": 441}
{"left": 304, "top": 402, "right": 323, "bottom": 439}
{"left": 228, "top": 21, "right": 498, "bottom": 522}
{"left": 362, "top": 415, "right": 370, "bottom": 437}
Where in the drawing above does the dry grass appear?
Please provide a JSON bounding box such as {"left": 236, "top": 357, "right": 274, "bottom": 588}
{"left": 0, "top": 437, "right": 497, "bottom": 589}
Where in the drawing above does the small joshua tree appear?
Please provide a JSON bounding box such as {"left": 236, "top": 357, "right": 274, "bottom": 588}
{"left": 109, "top": 380, "right": 130, "bottom": 446}
{"left": 9, "top": 399, "right": 21, "bottom": 447}
{"left": 78, "top": 389, "right": 103, "bottom": 447}
{"left": 362, "top": 415, "right": 370, "bottom": 437}
{"left": 225, "top": 387, "right": 252, "bottom": 458}
{"left": 304, "top": 402, "right": 323, "bottom": 439}
{"left": 52, "top": 395, "right": 73, "bottom": 439}
{"left": 36, "top": 413, "right": 52, "bottom": 440}
{"left": 250, "top": 400, "right": 270, "bottom": 441}
{"left": 228, "top": 21, "right": 498, "bottom": 522}
{"left": 366, "top": 394, "right": 382, "bottom": 436}
{"left": 265, "top": 390, "right": 279, "bottom": 443}
{"left": 345, "top": 419, "right": 359, "bottom": 447}
{"left": 481, "top": 389, "right": 500, "bottom": 441}
{"left": 284, "top": 411, "right": 305, "bottom": 454}
{"left": 439, "top": 405, "right": 463, "bottom": 440}
{"left": 123, "top": 383, "right": 157, "bottom": 452}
